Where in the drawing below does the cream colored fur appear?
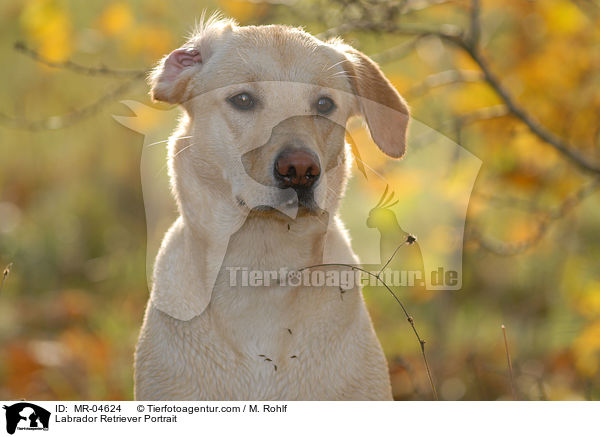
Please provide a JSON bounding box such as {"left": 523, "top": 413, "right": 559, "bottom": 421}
{"left": 134, "top": 16, "right": 409, "bottom": 401}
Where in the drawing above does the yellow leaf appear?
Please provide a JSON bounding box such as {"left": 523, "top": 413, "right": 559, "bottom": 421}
{"left": 573, "top": 321, "right": 600, "bottom": 377}
{"left": 98, "top": 2, "right": 134, "bottom": 36}
{"left": 541, "top": 0, "right": 586, "bottom": 35}
{"left": 20, "top": 0, "right": 72, "bottom": 62}
{"left": 576, "top": 282, "right": 600, "bottom": 319}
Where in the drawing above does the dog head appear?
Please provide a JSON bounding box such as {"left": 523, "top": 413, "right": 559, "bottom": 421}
{"left": 149, "top": 16, "right": 409, "bottom": 221}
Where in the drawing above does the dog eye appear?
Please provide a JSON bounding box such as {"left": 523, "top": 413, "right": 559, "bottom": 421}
{"left": 228, "top": 92, "right": 255, "bottom": 110}
{"left": 316, "top": 97, "right": 335, "bottom": 114}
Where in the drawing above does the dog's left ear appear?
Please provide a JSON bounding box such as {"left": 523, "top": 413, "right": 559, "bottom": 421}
{"left": 148, "top": 48, "right": 203, "bottom": 104}
{"left": 148, "top": 18, "right": 236, "bottom": 104}
{"left": 340, "top": 46, "right": 410, "bottom": 158}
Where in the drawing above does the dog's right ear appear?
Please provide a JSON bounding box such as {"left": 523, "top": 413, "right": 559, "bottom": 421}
{"left": 148, "top": 48, "right": 202, "bottom": 104}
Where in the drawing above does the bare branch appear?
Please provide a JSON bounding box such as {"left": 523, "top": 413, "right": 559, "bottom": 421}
{"left": 316, "top": 20, "right": 463, "bottom": 43}
{"left": 468, "top": 178, "right": 600, "bottom": 255}
{"left": 324, "top": 16, "right": 600, "bottom": 174}
{"left": 371, "top": 37, "right": 421, "bottom": 65}
{"left": 455, "top": 104, "right": 509, "bottom": 125}
{"left": 405, "top": 69, "right": 484, "bottom": 98}
{"left": 468, "top": 0, "right": 481, "bottom": 47}
{"left": 569, "top": 0, "right": 600, "bottom": 19}
{"left": 14, "top": 42, "right": 148, "bottom": 77}
{"left": 472, "top": 191, "right": 546, "bottom": 212}
{"left": 400, "top": 0, "right": 455, "bottom": 15}
{"left": 463, "top": 45, "right": 600, "bottom": 174}
{"left": 299, "top": 234, "right": 438, "bottom": 400}
{"left": 1, "top": 42, "right": 149, "bottom": 131}
{"left": 451, "top": 104, "right": 509, "bottom": 145}
{"left": 0, "top": 74, "right": 145, "bottom": 131}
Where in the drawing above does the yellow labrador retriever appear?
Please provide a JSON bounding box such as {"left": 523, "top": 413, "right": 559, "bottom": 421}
{"left": 134, "top": 16, "right": 409, "bottom": 400}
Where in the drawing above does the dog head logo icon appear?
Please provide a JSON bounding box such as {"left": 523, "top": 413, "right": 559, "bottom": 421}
{"left": 3, "top": 403, "right": 50, "bottom": 435}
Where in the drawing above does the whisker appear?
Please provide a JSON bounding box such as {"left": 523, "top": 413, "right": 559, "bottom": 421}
{"left": 351, "top": 152, "right": 389, "bottom": 183}
{"left": 324, "top": 71, "right": 357, "bottom": 82}
{"left": 325, "top": 59, "right": 347, "bottom": 72}
{"left": 145, "top": 135, "right": 194, "bottom": 148}
{"left": 170, "top": 142, "right": 199, "bottom": 160}
{"left": 155, "top": 142, "right": 197, "bottom": 176}
{"left": 329, "top": 70, "right": 350, "bottom": 77}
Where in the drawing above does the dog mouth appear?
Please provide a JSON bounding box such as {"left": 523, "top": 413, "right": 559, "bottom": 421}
{"left": 292, "top": 187, "right": 318, "bottom": 210}
{"left": 236, "top": 186, "right": 319, "bottom": 214}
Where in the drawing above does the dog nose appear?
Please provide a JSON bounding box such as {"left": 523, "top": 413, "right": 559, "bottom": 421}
{"left": 274, "top": 149, "right": 321, "bottom": 189}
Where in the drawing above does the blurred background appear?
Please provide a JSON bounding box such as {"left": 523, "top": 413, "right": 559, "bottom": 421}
{"left": 0, "top": 0, "right": 599, "bottom": 401}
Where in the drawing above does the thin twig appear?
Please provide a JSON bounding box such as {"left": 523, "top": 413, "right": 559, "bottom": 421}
{"left": 472, "top": 191, "right": 546, "bottom": 212}
{"left": 14, "top": 42, "right": 148, "bottom": 77}
{"left": 377, "top": 241, "right": 408, "bottom": 277}
{"left": 469, "top": 177, "right": 600, "bottom": 255}
{"left": 0, "top": 74, "right": 145, "bottom": 131}
{"left": 468, "top": 0, "right": 481, "bottom": 47}
{"left": 0, "top": 263, "right": 13, "bottom": 294}
{"left": 405, "top": 69, "right": 484, "bottom": 98}
{"left": 474, "top": 358, "right": 547, "bottom": 400}
{"left": 370, "top": 38, "right": 421, "bottom": 65}
{"left": 463, "top": 45, "right": 600, "bottom": 174}
{"left": 0, "top": 42, "right": 149, "bottom": 131}
{"left": 299, "top": 235, "right": 438, "bottom": 400}
{"left": 316, "top": 20, "right": 463, "bottom": 43}
{"left": 462, "top": 0, "right": 600, "bottom": 173}
{"left": 456, "top": 104, "right": 509, "bottom": 125}
{"left": 377, "top": 233, "right": 418, "bottom": 279}
{"left": 325, "top": 14, "right": 600, "bottom": 174}
{"left": 502, "top": 324, "right": 517, "bottom": 400}
{"left": 451, "top": 104, "right": 509, "bottom": 145}
{"left": 464, "top": 0, "right": 599, "bottom": 172}
{"left": 400, "top": 0, "right": 455, "bottom": 15}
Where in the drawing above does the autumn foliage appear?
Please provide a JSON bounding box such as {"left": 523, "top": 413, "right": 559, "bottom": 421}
{"left": 0, "top": 0, "right": 599, "bottom": 400}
